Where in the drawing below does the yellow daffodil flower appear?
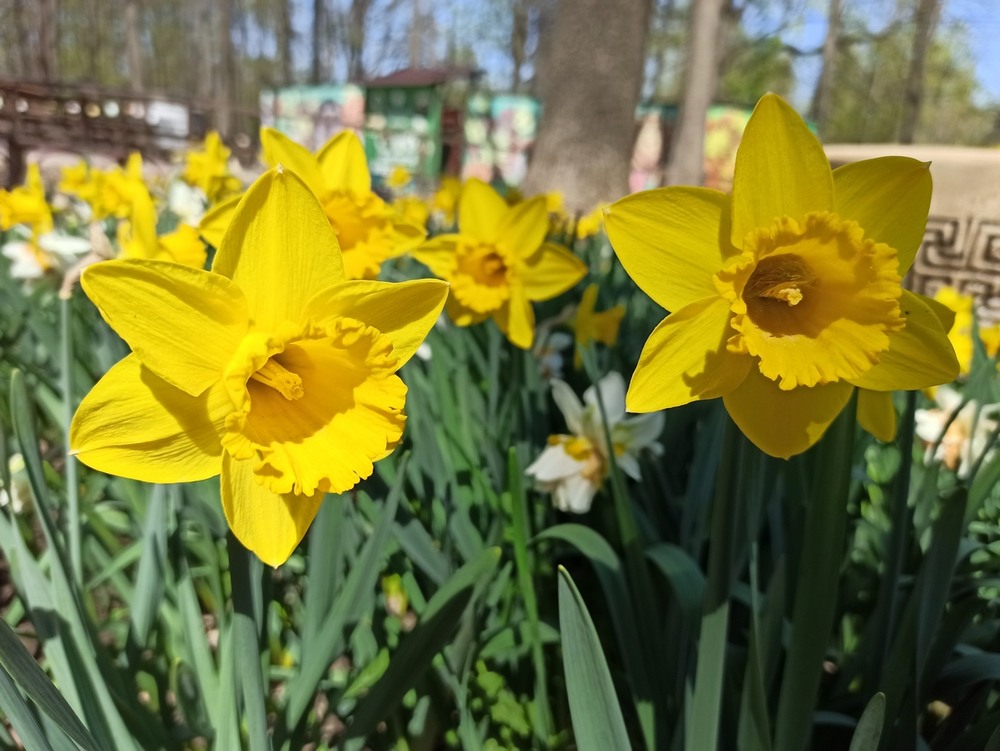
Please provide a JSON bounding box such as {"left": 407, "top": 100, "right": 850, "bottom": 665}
{"left": 933, "top": 286, "right": 975, "bottom": 374}
{"left": 100, "top": 153, "right": 148, "bottom": 219}
{"left": 116, "top": 184, "right": 207, "bottom": 268}
{"left": 183, "top": 131, "right": 242, "bottom": 204}
{"left": 576, "top": 203, "right": 609, "bottom": 240}
{"left": 573, "top": 284, "right": 625, "bottom": 367}
{"left": 414, "top": 178, "right": 587, "bottom": 349}
{"left": 0, "top": 164, "right": 53, "bottom": 233}
{"left": 606, "top": 93, "right": 958, "bottom": 458}
{"left": 199, "top": 193, "right": 242, "bottom": 249}
{"left": 386, "top": 165, "right": 412, "bottom": 189}
{"left": 393, "top": 195, "right": 430, "bottom": 230}
{"left": 260, "top": 128, "right": 425, "bottom": 279}
{"left": 432, "top": 176, "right": 461, "bottom": 226}
{"left": 70, "top": 167, "right": 448, "bottom": 566}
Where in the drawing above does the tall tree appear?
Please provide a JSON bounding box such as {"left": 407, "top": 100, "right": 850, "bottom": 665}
{"left": 810, "top": 0, "right": 842, "bottom": 136}
{"left": 522, "top": 0, "right": 651, "bottom": 213}
{"left": 311, "top": 0, "right": 326, "bottom": 83}
{"left": 346, "top": 0, "right": 371, "bottom": 81}
{"left": 215, "top": 0, "right": 236, "bottom": 135}
{"left": 666, "top": 0, "right": 724, "bottom": 185}
{"left": 276, "top": 0, "right": 294, "bottom": 85}
{"left": 898, "top": 0, "right": 940, "bottom": 143}
{"left": 124, "top": 0, "right": 145, "bottom": 90}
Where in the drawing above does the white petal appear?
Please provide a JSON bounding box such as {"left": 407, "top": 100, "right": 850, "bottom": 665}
{"left": 622, "top": 410, "right": 665, "bottom": 450}
{"left": 553, "top": 473, "right": 598, "bottom": 514}
{"left": 550, "top": 380, "right": 585, "bottom": 435}
{"left": 584, "top": 372, "right": 627, "bottom": 423}
{"left": 616, "top": 452, "right": 642, "bottom": 480}
{"left": 37, "top": 233, "right": 91, "bottom": 258}
{"left": 526, "top": 443, "right": 585, "bottom": 482}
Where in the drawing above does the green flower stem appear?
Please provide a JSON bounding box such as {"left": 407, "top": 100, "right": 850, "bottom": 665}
{"left": 774, "top": 393, "right": 857, "bottom": 751}
{"left": 60, "top": 295, "right": 81, "bottom": 585}
{"left": 227, "top": 534, "right": 270, "bottom": 751}
{"left": 687, "top": 416, "right": 742, "bottom": 751}
{"left": 507, "top": 447, "right": 554, "bottom": 744}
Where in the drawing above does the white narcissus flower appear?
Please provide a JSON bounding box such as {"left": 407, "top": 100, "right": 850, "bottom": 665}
{"left": 526, "top": 372, "right": 665, "bottom": 513}
{"left": 915, "top": 385, "right": 999, "bottom": 478}
{"left": 168, "top": 179, "right": 208, "bottom": 225}
{"left": 2, "top": 228, "right": 91, "bottom": 280}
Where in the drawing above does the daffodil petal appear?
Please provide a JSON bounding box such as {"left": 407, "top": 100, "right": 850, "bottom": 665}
{"left": 496, "top": 291, "right": 535, "bottom": 349}
{"left": 304, "top": 279, "right": 449, "bottom": 366}
{"left": 459, "top": 179, "right": 508, "bottom": 242}
{"left": 221, "top": 454, "right": 324, "bottom": 567}
{"left": 723, "top": 369, "right": 853, "bottom": 459}
{"left": 445, "top": 295, "right": 489, "bottom": 327}
{"left": 858, "top": 389, "right": 896, "bottom": 442}
{"left": 70, "top": 355, "right": 228, "bottom": 482}
{"left": 521, "top": 242, "right": 587, "bottom": 301}
{"left": 850, "top": 290, "right": 959, "bottom": 390}
{"left": 731, "top": 93, "right": 834, "bottom": 247}
{"left": 922, "top": 294, "right": 956, "bottom": 333}
{"left": 199, "top": 193, "right": 240, "bottom": 249}
{"left": 606, "top": 188, "right": 736, "bottom": 312}
{"left": 213, "top": 168, "right": 345, "bottom": 329}
{"left": 626, "top": 296, "right": 752, "bottom": 412}
{"left": 833, "top": 157, "right": 931, "bottom": 274}
{"left": 551, "top": 379, "right": 585, "bottom": 435}
{"left": 317, "top": 131, "right": 371, "bottom": 195}
{"left": 498, "top": 196, "right": 548, "bottom": 259}
{"left": 82, "top": 260, "right": 249, "bottom": 396}
{"left": 412, "top": 235, "right": 460, "bottom": 278}
{"left": 259, "top": 128, "right": 328, "bottom": 198}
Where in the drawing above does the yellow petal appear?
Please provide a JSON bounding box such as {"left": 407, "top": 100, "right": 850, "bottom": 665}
{"left": 459, "top": 179, "right": 508, "bottom": 242}
{"left": 221, "top": 454, "right": 324, "bottom": 567}
{"left": 626, "top": 296, "right": 752, "bottom": 412}
{"left": 731, "top": 93, "right": 834, "bottom": 247}
{"left": 833, "top": 157, "right": 931, "bottom": 274}
{"left": 445, "top": 294, "right": 489, "bottom": 327}
{"left": 495, "top": 291, "right": 535, "bottom": 349}
{"left": 199, "top": 193, "right": 241, "bottom": 249}
{"left": 304, "top": 278, "right": 449, "bottom": 366}
{"left": 213, "top": 168, "right": 345, "bottom": 330}
{"left": 316, "top": 131, "right": 371, "bottom": 196}
{"left": 71, "top": 355, "right": 228, "bottom": 482}
{"left": 922, "top": 294, "right": 956, "bottom": 334}
{"left": 82, "top": 260, "right": 249, "bottom": 396}
{"left": 521, "top": 242, "right": 587, "bottom": 302}
{"left": 412, "top": 235, "right": 459, "bottom": 278}
{"left": 498, "top": 196, "right": 547, "bottom": 259}
{"left": 850, "top": 290, "right": 959, "bottom": 391}
{"left": 858, "top": 389, "right": 896, "bottom": 442}
{"left": 606, "top": 188, "right": 736, "bottom": 312}
{"left": 723, "top": 368, "right": 853, "bottom": 458}
{"left": 259, "top": 128, "right": 328, "bottom": 199}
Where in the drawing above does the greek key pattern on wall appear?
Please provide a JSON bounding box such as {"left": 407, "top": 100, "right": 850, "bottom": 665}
{"left": 908, "top": 216, "right": 1000, "bottom": 325}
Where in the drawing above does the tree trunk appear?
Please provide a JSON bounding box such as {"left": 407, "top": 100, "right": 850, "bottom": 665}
{"left": 347, "top": 0, "right": 370, "bottom": 81}
{"left": 522, "top": 0, "right": 652, "bottom": 213}
{"left": 311, "top": 0, "right": 325, "bottom": 83}
{"left": 124, "top": 0, "right": 144, "bottom": 91}
{"left": 897, "top": 0, "right": 939, "bottom": 144}
{"left": 215, "top": 0, "right": 235, "bottom": 136}
{"left": 37, "top": 0, "right": 59, "bottom": 80}
{"left": 277, "top": 0, "right": 294, "bottom": 84}
{"left": 510, "top": 0, "right": 529, "bottom": 92}
{"left": 194, "top": 0, "right": 215, "bottom": 100}
{"left": 809, "top": 0, "right": 841, "bottom": 137}
{"left": 666, "top": 0, "right": 724, "bottom": 186}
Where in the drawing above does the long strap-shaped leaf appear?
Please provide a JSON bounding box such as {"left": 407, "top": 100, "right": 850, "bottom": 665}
{"left": 558, "top": 566, "right": 632, "bottom": 751}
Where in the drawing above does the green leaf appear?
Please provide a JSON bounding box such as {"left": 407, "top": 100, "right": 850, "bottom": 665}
{"left": 848, "top": 693, "right": 885, "bottom": 751}
{"left": 0, "top": 615, "right": 100, "bottom": 751}
{"left": 557, "top": 566, "right": 632, "bottom": 751}
{"left": 285, "top": 482, "right": 403, "bottom": 729}
{"left": 345, "top": 547, "right": 501, "bottom": 739}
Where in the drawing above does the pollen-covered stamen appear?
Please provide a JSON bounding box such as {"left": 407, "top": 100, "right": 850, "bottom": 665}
{"left": 251, "top": 358, "right": 304, "bottom": 400}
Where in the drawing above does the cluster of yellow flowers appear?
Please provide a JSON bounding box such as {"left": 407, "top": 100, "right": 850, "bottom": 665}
{"left": 0, "top": 92, "right": 966, "bottom": 565}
